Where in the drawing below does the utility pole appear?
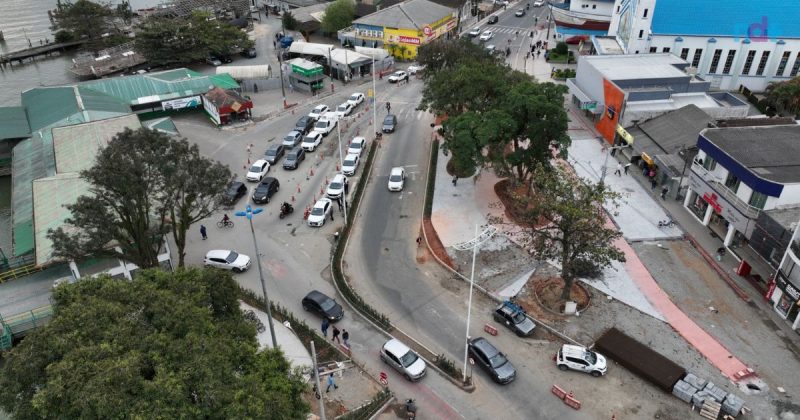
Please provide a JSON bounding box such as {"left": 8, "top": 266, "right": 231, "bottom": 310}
{"left": 277, "top": 14, "right": 287, "bottom": 108}
{"left": 311, "top": 341, "right": 326, "bottom": 420}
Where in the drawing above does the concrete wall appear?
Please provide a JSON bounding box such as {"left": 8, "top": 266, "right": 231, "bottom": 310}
{"left": 574, "top": 56, "right": 608, "bottom": 103}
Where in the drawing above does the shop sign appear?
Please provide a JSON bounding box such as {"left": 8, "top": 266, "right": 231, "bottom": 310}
{"left": 399, "top": 36, "right": 421, "bottom": 45}
{"left": 203, "top": 96, "right": 221, "bottom": 125}
{"left": 615, "top": 124, "right": 633, "bottom": 144}
{"left": 446, "top": 19, "right": 457, "bottom": 30}
{"left": 702, "top": 192, "right": 723, "bottom": 213}
{"left": 779, "top": 275, "right": 800, "bottom": 300}
{"left": 423, "top": 25, "right": 433, "bottom": 36}
{"left": 162, "top": 95, "right": 201, "bottom": 110}
{"left": 641, "top": 152, "right": 654, "bottom": 166}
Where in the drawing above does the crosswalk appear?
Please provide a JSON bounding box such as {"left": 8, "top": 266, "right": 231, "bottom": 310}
{"left": 484, "top": 25, "right": 530, "bottom": 34}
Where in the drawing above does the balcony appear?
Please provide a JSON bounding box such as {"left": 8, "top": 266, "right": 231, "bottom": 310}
{"left": 691, "top": 162, "right": 762, "bottom": 219}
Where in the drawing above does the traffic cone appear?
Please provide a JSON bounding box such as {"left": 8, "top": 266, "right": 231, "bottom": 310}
{"left": 310, "top": 168, "right": 314, "bottom": 176}
{"left": 297, "top": 184, "right": 301, "bottom": 193}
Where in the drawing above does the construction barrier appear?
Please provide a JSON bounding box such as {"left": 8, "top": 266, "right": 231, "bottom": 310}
{"left": 551, "top": 384, "right": 567, "bottom": 399}
{"left": 564, "top": 392, "right": 581, "bottom": 410}
{"left": 484, "top": 324, "right": 498, "bottom": 336}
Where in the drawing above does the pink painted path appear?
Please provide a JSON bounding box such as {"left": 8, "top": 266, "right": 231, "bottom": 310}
{"left": 615, "top": 237, "right": 750, "bottom": 380}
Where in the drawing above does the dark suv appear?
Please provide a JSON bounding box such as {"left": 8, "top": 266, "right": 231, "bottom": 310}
{"left": 302, "top": 290, "right": 343, "bottom": 321}
{"left": 488, "top": 15, "right": 499, "bottom": 24}
{"left": 222, "top": 181, "right": 248, "bottom": 206}
{"left": 493, "top": 301, "right": 536, "bottom": 336}
{"left": 382, "top": 114, "right": 397, "bottom": 133}
{"left": 252, "top": 177, "right": 280, "bottom": 204}
{"left": 468, "top": 337, "right": 516, "bottom": 384}
{"left": 283, "top": 147, "right": 306, "bottom": 170}
{"left": 264, "top": 144, "right": 285, "bottom": 165}
{"left": 295, "top": 116, "right": 316, "bottom": 135}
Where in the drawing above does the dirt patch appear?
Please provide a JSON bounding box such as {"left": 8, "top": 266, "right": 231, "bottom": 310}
{"left": 422, "top": 217, "right": 454, "bottom": 269}
{"left": 493, "top": 179, "right": 548, "bottom": 228}
{"left": 532, "top": 277, "right": 591, "bottom": 315}
{"left": 303, "top": 391, "right": 347, "bottom": 417}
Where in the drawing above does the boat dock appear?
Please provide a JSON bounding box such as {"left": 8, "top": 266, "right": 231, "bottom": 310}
{"left": 0, "top": 40, "right": 85, "bottom": 66}
{"left": 69, "top": 41, "right": 147, "bottom": 79}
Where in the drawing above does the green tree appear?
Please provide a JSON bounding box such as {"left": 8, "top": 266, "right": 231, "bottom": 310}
{"left": 416, "top": 38, "right": 497, "bottom": 79}
{"left": 282, "top": 11, "right": 299, "bottom": 31}
{"left": 766, "top": 77, "right": 800, "bottom": 115}
{"left": 47, "top": 128, "right": 230, "bottom": 268}
{"left": 321, "top": 0, "right": 355, "bottom": 34}
{"left": 524, "top": 165, "right": 625, "bottom": 300}
{"left": 0, "top": 268, "right": 310, "bottom": 419}
{"left": 51, "top": 0, "right": 126, "bottom": 50}
{"left": 135, "top": 11, "right": 253, "bottom": 66}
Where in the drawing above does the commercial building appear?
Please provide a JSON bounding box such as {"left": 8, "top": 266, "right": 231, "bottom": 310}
{"left": 606, "top": 0, "right": 800, "bottom": 92}
{"left": 770, "top": 224, "right": 800, "bottom": 331}
{"left": 567, "top": 54, "right": 749, "bottom": 144}
{"left": 550, "top": 0, "right": 615, "bottom": 37}
{"left": 342, "top": 0, "right": 456, "bottom": 60}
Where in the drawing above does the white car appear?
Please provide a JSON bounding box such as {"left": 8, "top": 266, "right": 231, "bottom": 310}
{"left": 347, "top": 136, "right": 366, "bottom": 156}
{"left": 533, "top": 0, "right": 545, "bottom": 6}
{"left": 341, "top": 153, "right": 360, "bottom": 176}
{"left": 204, "top": 250, "right": 251, "bottom": 273}
{"left": 388, "top": 70, "right": 408, "bottom": 83}
{"left": 347, "top": 92, "right": 365, "bottom": 106}
{"left": 308, "top": 104, "right": 329, "bottom": 119}
{"left": 313, "top": 116, "right": 338, "bottom": 137}
{"left": 494, "top": 0, "right": 509, "bottom": 5}
{"left": 479, "top": 31, "right": 494, "bottom": 41}
{"left": 301, "top": 132, "right": 323, "bottom": 152}
{"left": 468, "top": 27, "right": 482, "bottom": 37}
{"left": 336, "top": 102, "right": 354, "bottom": 118}
{"left": 486, "top": 44, "right": 496, "bottom": 54}
{"left": 381, "top": 339, "right": 427, "bottom": 381}
{"left": 556, "top": 344, "right": 608, "bottom": 377}
{"left": 246, "top": 159, "right": 270, "bottom": 182}
{"left": 388, "top": 167, "right": 406, "bottom": 191}
{"left": 307, "top": 198, "right": 333, "bottom": 227}
{"left": 407, "top": 64, "right": 425, "bottom": 75}
{"left": 326, "top": 173, "right": 349, "bottom": 199}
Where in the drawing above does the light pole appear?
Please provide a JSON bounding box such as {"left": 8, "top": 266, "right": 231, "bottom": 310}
{"left": 235, "top": 205, "right": 278, "bottom": 348}
{"left": 675, "top": 146, "right": 696, "bottom": 201}
{"left": 372, "top": 54, "right": 378, "bottom": 138}
{"left": 599, "top": 141, "right": 630, "bottom": 184}
{"left": 463, "top": 224, "right": 496, "bottom": 383}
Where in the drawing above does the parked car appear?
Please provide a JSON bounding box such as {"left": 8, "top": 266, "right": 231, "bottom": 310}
{"left": 487, "top": 15, "right": 499, "bottom": 24}
{"left": 222, "top": 181, "right": 248, "bottom": 205}
{"left": 556, "top": 344, "right": 607, "bottom": 377}
{"left": 479, "top": 30, "right": 494, "bottom": 41}
{"left": 533, "top": 0, "right": 544, "bottom": 6}
{"left": 336, "top": 101, "right": 354, "bottom": 118}
{"left": 566, "top": 35, "right": 590, "bottom": 45}
{"left": 313, "top": 116, "right": 338, "bottom": 137}
{"left": 308, "top": 104, "right": 329, "bottom": 119}
{"left": 515, "top": 8, "right": 525, "bottom": 16}
{"left": 342, "top": 154, "right": 360, "bottom": 176}
{"left": 407, "top": 64, "right": 425, "bottom": 75}
{"left": 493, "top": 301, "right": 535, "bottom": 336}
{"left": 283, "top": 130, "right": 303, "bottom": 147}
{"left": 301, "top": 132, "right": 323, "bottom": 152}
{"left": 347, "top": 92, "right": 365, "bottom": 106}
{"left": 468, "top": 337, "right": 516, "bottom": 384}
{"left": 219, "top": 54, "right": 233, "bottom": 63}
{"left": 388, "top": 70, "right": 409, "bottom": 83}
{"left": 380, "top": 339, "right": 427, "bottom": 381}
{"left": 347, "top": 136, "right": 366, "bottom": 156}
{"left": 205, "top": 56, "right": 222, "bottom": 66}
{"left": 241, "top": 47, "right": 257, "bottom": 58}
{"left": 283, "top": 146, "right": 306, "bottom": 170}
{"left": 252, "top": 177, "right": 280, "bottom": 204}
{"left": 485, "top": 44, "right": 497, "bottom": 54}
{"left": 302, "top": 290, "right": 343, "bottom": 321}
{"left": 246, "top": 159, "right": 270, "bottom": 182}
{"left": 382, "top": 114, "right": 397, "bottom": 133}
{"left": 387, "top": 167, "right": 406, "bottom": 191}
{"left": 295, "top": 115, "right": 316, "bottom": 134}
{"left": 326, "top": 173, "right": 349, "bottom": 199}
{"left": 468, "top": 27, "right": 482, "bottom": 37}
{"left": 493, "top": 0, "right": 508, "bottom": 6}
{"left": 307, "top": 198, "right": 333, "bottom": 226}
{"left": 204, "top": 250, "right": 251, "bottom": 273}
{"left": 264, "top": 144, "right": 285, "bottom": 165}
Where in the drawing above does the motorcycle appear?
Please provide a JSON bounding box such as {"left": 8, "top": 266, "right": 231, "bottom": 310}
{"left": 657, "top": 219, "right": 674, "bottom": 228}
{"left": 279, "top": 202, "right": 294, "bottom": 219}
{"left": 405, "top": 399, "right": 417, "bottom": 419}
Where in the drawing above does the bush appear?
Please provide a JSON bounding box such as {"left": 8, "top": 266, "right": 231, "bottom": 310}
{"left": 434, "top": 354, "right": 464, "bottom": 383}
{"left": 424, "top": 140, "right": 439, "bottom": 217}
{"left": 554, "top": 41, "right": 569, "bottom": 55}
{"left": 54, "top": 30, "right": 75, "bottom": 43}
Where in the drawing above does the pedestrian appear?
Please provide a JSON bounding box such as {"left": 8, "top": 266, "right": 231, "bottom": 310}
{"left": 649, "top": 169, "right": 656, "bottom": 179}
{"left": 614, "top": 163, "right": 622, "bottom": 176}
{"left": 416, "top": 236, "right": 422, "bottom": 247}
{"left": 650, "top": 178, "right": 658, "bottom": 190}
{"left": 332, "top": 326, "right": 341, "bottom": 343}
{"left": 331, "top": 83, "right": 335, "bottom": 93}
{"left": 624, "top": 163, "right": 631, "bottom": 175}
{"left": 326, "top": 374, "right": 338, "bottom": 392}
{"left": 452, "top": 175, "right": 458, "bottom": 186}
{"left": 342, "top": 329, "right": 350, "bottom": 347}
{"left": 200, "top": 224, "right": 207, "bottom": 240}
{"left": 660, "top": 186, "right": 669, "bottom": 200}
{"left": 337, "top": 197, "right": 343, "bottom": 213}
{"left": 537, "top": 50, "right": 541, "bottom": 57}
{"left": 273, "top": 40, "right": 276, "bottom": 48}
{"left": 386, "top": 102, "right": 391, "bottom": 113}
{"left": 321, "top": 318, "right": 329, "bottom": 338}
{"left": 330, "top": 210, "right": 334, "bottom": 221}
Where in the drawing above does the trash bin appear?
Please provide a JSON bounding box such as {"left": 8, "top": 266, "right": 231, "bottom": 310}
{"left": 736, "top": 260, "right": 751, "bottom": 276}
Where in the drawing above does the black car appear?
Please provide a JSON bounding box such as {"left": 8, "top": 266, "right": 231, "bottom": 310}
{"left": 252, "top": 177, "right": 280, "bottom": 204}
{"left": 488, "top": 15, "right": 499, "bottom": 24}
{"left": 468, "top": 337, "right": 516, "bottom": 384}
{"left": 493, "top": 301, "right": 536, "bottom": 336}
{"left": 295, "top": 115, "right": 316, "bottom": 135}
{"left": 302, "top": 290, "right": 343, "bottom": 322}
{"left": 264, "top": 144, "right": 285, "bottom": 165}
{"left": 241, "top": 47, "right": 257, "bottom": 58}
{"left": 219, "top": 54, "right": 233, "bottom": 63}
{"left": 382, "top": 114, "right": 397, "bottom": 133}
{"left": 222, "top": 181, "right": 248, "bottom": 206}
{"left": 283, "top": 146, "right": 306, "bottom": 170}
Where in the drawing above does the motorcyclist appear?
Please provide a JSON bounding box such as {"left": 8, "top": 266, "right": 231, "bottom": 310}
{"left": 405, "top": 399, "right": 417, "bottom": 418}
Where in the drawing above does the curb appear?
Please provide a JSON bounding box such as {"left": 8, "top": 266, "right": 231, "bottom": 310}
{"left": 686, "top": 234, "right": 752, "bottom": 303}
{"left": 366, "top": 395, "right": 396, "bottom": 420}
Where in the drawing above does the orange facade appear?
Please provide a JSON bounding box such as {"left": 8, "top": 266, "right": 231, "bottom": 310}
{"left": 595, "top": 79, "right": 625, "bottom": 145}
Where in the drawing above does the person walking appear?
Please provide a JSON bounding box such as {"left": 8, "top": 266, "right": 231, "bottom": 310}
{"left": 452, "top": 175, "right": 458, "bottom": 186}
{"left": 624, "top": 163, "right": 631, "bottom": 175}
{"left": 321, "top": 318, "right": 329, "bottom": 338}
{"left": 650, "top": 178, "right": 658, "bottom": 190}
{"left": 330, "top": 210, "right": 334, "bottom": 221}
{"left": 200, "top": 225, "right": 207, "bottom": 240}
{"left": 326, "top": 374, "right": 338, "bottom": 392}
{"left": 386, "top": 102, "right": 391, "bottom": 113}
{"left": 660, "top": 186, "right": 669, "bottom": 200}
{"left": 614, "top": 163, "right": 622, "bottom": 176}
{"left": 331, "top": 326, "right": 341, "bottom": 343}
{"left": 342, "top": 329, "right": 350, "bottom": 348}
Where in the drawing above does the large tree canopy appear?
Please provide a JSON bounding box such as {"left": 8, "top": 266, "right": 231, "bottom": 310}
{"left": 136, "top": 11, "right": 253, "bottom": 66}
{"left": 0, "top": 268, "right": 309, "bottom": 419}
{"left": 51, "top": 0, "right": 128, "bottom": 50}
{"left": 47, "top": 128, "right": 230, "bottom": 268}
{"left": 321, "top": 0, "right": 355, "bottom": 34}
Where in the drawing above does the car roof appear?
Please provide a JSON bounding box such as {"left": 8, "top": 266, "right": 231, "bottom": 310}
{"left": 350, "top": 92, "right": 362, "bottom": 97}
{"left": 384, "top": 114, "right": 396, "bottom": 120}
{"left": 305, "top": 131, "right": 321, "bottom": 138}
{"left": 471, "top": 337, "right": 499, "bottom": 356}
{"left": 315, "top": 197, "right": 332, "bottom": 207}
{"left": 304, "top": 289, "right": 330, "bottom": 303}
{"left": 344, "top": 153, "right": 358, "bottom": 161}
{"left": 332, "top": 173, "right": 346, "bottom": 182}
{"left": 312, "top": 105, "right": 327, "bottom": 111}
{"left": 383, "top": 338, "right": 412, "bottom": 356}
{"left": 259, "top": 177, "right": 278, "bottom": 185}
{"left": 287, "top": 130, "right": 301, "bottom": 136}
{"left": 390, "top": 167, "right": 404, "bottom": 175}
{"left": 351, "top": 137, "right": 365, "bottom": 144}
{"left": 338, "top": 102, "right": 350, "bottom": 107}
{"left": 206, "top": 249, "right": 232, "bottom": 258}
{"left": 228, "top": 181, "right": 244, "bottom": 188}
{"left": 252, "top": 159, "right": 267, "bottom": 165}
{"left": 561, "top": 344, "right": 590, "bottom": 358}
{"left": 267, "top": 144, "right": 282, "bottom": 151}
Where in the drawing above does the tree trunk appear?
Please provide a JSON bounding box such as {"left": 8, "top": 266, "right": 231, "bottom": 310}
{"left": 560, "top": 275, "right": 574, "bottom": 301}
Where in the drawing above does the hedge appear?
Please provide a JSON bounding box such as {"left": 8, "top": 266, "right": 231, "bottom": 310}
{"left": 336, "top": 389, "right": 392, "bottom": 420}
{"left": 424, "top": 139, "right": 439, "bottom": 218}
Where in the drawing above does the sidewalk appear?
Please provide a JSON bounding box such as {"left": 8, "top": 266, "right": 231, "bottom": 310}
{"left": 239, "top": 301, "right": 313, "bottom": 370}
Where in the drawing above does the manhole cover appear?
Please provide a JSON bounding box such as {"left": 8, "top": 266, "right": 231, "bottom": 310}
{"left": 746, "top": 383, "right": 761, "bottom": 391}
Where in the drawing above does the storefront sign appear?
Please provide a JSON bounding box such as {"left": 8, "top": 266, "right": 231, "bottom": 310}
{"left": 203, "top": 96, "right": 221, "bottom": 125}
{"left": 615, "top": 124, "right": 633, "bottom": 144}
{"left": 702, "top": 192, "right": 722, "bottom": 213}
{"left": 423, "top": 25, "right": 433, "bottom": 36}
{"left": 689, "top": 172, "right": 754, "bottom": 236}
{"left": 162, "top": 95, "right": 201, "bottom": 110}
{"left": 641, "top": 152, "right": 654, "bottom": 166}
{"left": 399, "top": 36, "right": 421, "bottom": 45}
{"left": 778, "top": 275, "right": 800, "bottom": 300}
{"left": 446, "top": 19, "right": 457, "bottom": 30}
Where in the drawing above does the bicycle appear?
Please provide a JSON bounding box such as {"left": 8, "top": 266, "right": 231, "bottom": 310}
{"left": 217, "top": 219, "right": 234, "bottom": 228}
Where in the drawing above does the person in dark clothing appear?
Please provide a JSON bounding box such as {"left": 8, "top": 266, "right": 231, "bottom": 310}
{"left": 200, "top": 225, "right": 207, "bottom": 240}
{"left": 452, "top": 175, "right": 458, "bottom": 186}
{"left": 332, "top": 326, "right": 341, "bottom": 343}
{"left": 342, "top": 329, "right": 350, "bottom": 347}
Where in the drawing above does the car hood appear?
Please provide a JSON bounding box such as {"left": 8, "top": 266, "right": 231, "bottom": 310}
{"left": 326, "top": 186, "right": 342, "bottom": 195}
{"left": 234, "top": 254, "right": 251, "bottom": 267}
{"left": 325, "top": 303, "right": 344, "bottom": 320}
{"left": 594, "top": 354, "right": 607, "bottom": 371}
{"left": 407, "top": 358, "right": 426, "bottom": 376}
{"left": 495, "top": 361, "right": 517, "bottom": 381}
{"left": 516, "top": 317, "right": 536, "bottom": 335}
{"left": 253, "top": 188, "right": 270, "bottom": 197}
{"left": 308, "top": 213, "right": 325, "bottom": 222}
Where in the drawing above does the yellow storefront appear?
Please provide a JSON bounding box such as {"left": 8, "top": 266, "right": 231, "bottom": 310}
{"left": 384, "top": 14, "right": 456, "bottom": 60}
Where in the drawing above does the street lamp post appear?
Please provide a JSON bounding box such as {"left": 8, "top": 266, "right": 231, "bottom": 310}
{"left": 599, "top": 141, "right": 630, "bottom": 184}
{"left": 235, "top": 205, "right": 278, "bottom": 348}
{"left": 463, "top": 224, "right": 496, "bottom": 383}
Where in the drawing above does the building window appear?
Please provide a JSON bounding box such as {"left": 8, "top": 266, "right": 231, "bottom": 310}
{"left": 725, "top": 172, "right": 741, "bottom": 193}
{"left": 749, "top": 191, "right": 768, "bottom": 209}
{"left": 702, "top": 156, "right": 717, "bottom": 171}
{"left": 790, "top": 52, "right": 800, "bottom": 77}
{"left": 643, "top": 8, "right": 649, "bottom": 18}
{"left": 742, "top": 50, "right": 757, "bottom": 75}
{"left": 681, "top": 48, "right": 690, "bottom": 60}
{"left": 616, "top": 5, "right": 620, "bottom": 12}
{"left": 776, "top": 51, "right": 791, "bottom": 77}
{"left": 709, "top": 49, "right": 723, "bottom": 73}
{"left": 592, "top": 4, "right": 596, "bottom": 9}
{"left": 663, "top": 47, "right": 670, "bottom": 53}
{"left": 650, "top": 47, "right": 657, "bottom": 53}
{"left": 723, "top": 50, "right": 736, "bottom": 74}
{"left": 692, "top": 49, "right": 703, "bottom": 67}
{"left": 755, "top": 51, "right": 770, "bottom": 76}
{"left": 638, "top": 30, "right": 644, "bottom": 39}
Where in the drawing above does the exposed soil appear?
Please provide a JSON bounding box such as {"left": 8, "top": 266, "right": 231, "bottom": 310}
{"left": 493, "top": 179, "right": 548, "bottom": 228}
{"left": 422, "top": 217, "right": 454, "bottom": 269}
{"left": 532, "top": 276, "right": 591, "bottom": 315}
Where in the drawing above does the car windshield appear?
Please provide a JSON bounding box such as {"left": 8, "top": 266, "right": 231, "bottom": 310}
{"left": 400, "top": 350, "right": 419, "bottom": 367}
{"left": 350, "top": 143, "right": 362, "bottom": 149}
{"left": 266, "top": 149, "right": 276, "bottom": 156}
{"left": 330, "top": 182, "right": 343, "bottom": 190}
{"left": 311, "top": 206, "right": 325, "bottom": 216}
{"left": 389, "top": 174, "right": 403, "bottom": 182}
{"left": 337, "top": 105, "right": 347, "bottom": 111}
{"left": 315, "top": 121, "right": 328, "bottom": 129}
{"left": 344, "top": 159, "right": 355, "bottom": 166}
{"left": 488, "top": 352, "right": 508, "bottom": 368}
{"left": 284, "top": 135, "right": 296, "bottom": 142}
{"left": 312, "top": 107, "right": 324, "bottom": 114}
{"left": 249, "top": 164, "right": 261, "bottom": 172}
{"left": 349, "top": 95, "right": 358, "bottom": 101}
{"left": 584, "top": 350, "right": 597, "bottom": 364}
{"left": 225, "top": 251, "right": 239, "bottom": 263}
{"left": 320, "top": 298, "right": 336, "bottom": 311}
{"left": 384, "top": 116, "right": 394, "bottom": 124}
{"left": 303, "top": 136, "right": 316, "bottom": 143}
{"left": 287, "top": 153, "right": 297, "bottom": 160}
{"left": 511, "top": 311, "right": 526, "bottom": 323}
{"left": 394, "top": 72, "right": 403, "bottom": 76}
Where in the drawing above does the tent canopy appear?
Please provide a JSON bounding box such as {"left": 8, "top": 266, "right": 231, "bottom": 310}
{"left": 330, "top": 49, "right": 372, "bottom": 66}
{"left": 216, "top": 65, "right": 272, "bottom": 79}
{"left": 288, "top": 41, "right": 334, "bottom": 57}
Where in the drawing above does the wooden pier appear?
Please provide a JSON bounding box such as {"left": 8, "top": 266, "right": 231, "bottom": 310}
{"left": 0, "top": 40, "right": 85, "bottom": 66}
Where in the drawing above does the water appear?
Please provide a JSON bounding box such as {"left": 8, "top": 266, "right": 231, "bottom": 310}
{"left": 0, "top": 0, "right": 162, "bottom": 106}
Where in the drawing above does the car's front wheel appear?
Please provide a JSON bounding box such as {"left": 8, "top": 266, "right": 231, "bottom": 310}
{"left": 590, "top": 370, "right": 602, "bottom": 377}
{"left": 232, "top": 267, "right": 243, "bottom": 273}
{"left": 558, "top": 364, "right": 568, "bottom": 371}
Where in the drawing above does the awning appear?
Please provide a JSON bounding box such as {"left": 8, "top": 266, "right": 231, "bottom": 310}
{"left": 288, "top": 41, "right": 334, "bottom": 57}
{"left": 355, "top": 46, "right": 389, "bottom": 60}
{"left": 330, "top": 49, "right": 372, "bottom": 66}
{"left": 566, "top": 78, "right": 601, "bottom": 114}
{"left": 216, "top": 65, "right": 271, "bottom": 79}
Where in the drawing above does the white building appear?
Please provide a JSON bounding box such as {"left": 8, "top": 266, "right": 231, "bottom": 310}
{"left": 606, "top": 0, "right": 800, "bottom": 92}
{"left": 771, "top": 224, "right": 800, "bottom": 331}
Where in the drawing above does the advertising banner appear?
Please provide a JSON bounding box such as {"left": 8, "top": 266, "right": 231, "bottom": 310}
{"left": 162, "top": 95, "right": 201, "bottom": 110}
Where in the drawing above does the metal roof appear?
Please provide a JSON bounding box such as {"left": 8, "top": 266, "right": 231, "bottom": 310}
{"left": 0, "top": 107, "right": 31, "bottom": 140}
{"left": 11, "top": 131, "right": 56, "bottom": 257}
{"left": 32, "top": 173, "right": 90, "bottom": 265}
{"left": 20, "top": 86, "right": 131, "bottom": 132}
{"left": 215, "top": 65, "right": 272, "bottom": 79}
{"left": 52, "top": 114, "right": 142, "bottom": 174}
{"left": 702, "top": 125, "right": 800, "bottom": 184}
{"left": 354, "top": 0, "right": 455, "bottom": 30}
{"left": 625, "top": 105, "right": 713, "bottom": 155}
{"left": 651, "top": 0, "right": 800, "bottom": 39}
{"left": 580, "top": 54, "right": 688, "bottom": 81}
{"left": 143, "top": 117, "right": 180, "bottom": 135}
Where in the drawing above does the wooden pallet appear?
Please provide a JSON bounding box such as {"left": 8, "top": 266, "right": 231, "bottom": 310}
{"left": 699, "top": 400, "right": 721, "bottom": 419}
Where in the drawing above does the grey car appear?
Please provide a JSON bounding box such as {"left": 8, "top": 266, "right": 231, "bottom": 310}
{"left": 382, "top": 114, "right": 397, "bottom": 133}
{"left": 264, "top": 144, "right": 285, "bottom": 165}
{"left": 493, "top": 301, "right": 536, "bottom": 336}
{"left": 283, "top": 146, "right": 306, "bottom": 170}
{"left": 282, "top": 130, "right": 303, "bottom": 147}
{"left": 468, "top": 337, "right": 516, "bottom": 384}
